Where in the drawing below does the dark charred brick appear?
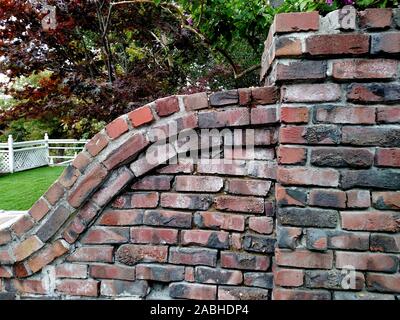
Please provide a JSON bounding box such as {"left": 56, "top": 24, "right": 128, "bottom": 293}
{"left": 370, "top": 234, "right": 400, "bottom": 253}
{"left": 278, "top": 207, "right": 338, "bottom": 228}
{"left": 305, "top": 270, "right": 364, "bottom": 290}
{"left": 209, "top": 90, "right": 238, "bottom": 106}
{"left": 243, "top": 272, "right": 273, "bottom": 289}
{"left": 342, "top": 127, "right": 400, "bottom": 147}
{"left": 242, "top": 235, "right": 276, "bottom": 253}
{"left": 218, "top": 286, "right": 269, "bottom": 300}
{"left": 277, "top": 226, "right": 302, "bottom": 249}
{"left": 327, "top": 230, "right": 369, "bottom": 251}
{"left": 36, "top": 205, "right": 70, "bottom": 242}
{"left": 311, "top": 148, "right": 374, "bottom": 168}
{"left": 275, "top": 60, "right": 327, "bottom": 81}
{"left": 340, "top": 169, "right": 400, "bottom": 190}
{"left": 347, "top": 83, "right": 400, "bottom": 103}
{"left": 306, "top": 229, "right": 328, "bottom": 251}
{"left": 303, "top": 126, "right": 341, "bottom": 144}
{"left": 195, "top": 267, "right": 242, "bottom": 285}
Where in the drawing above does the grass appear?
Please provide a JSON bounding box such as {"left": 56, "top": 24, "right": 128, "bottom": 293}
{"left": 0, "top": 166, "right": 64, "bottom": 211}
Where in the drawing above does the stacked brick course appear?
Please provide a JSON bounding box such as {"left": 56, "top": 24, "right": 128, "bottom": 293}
{"left": 0, "top": 6, "right": 399, "bottom": 300}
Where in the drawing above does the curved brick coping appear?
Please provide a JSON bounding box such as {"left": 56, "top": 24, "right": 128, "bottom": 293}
{"left": 0, "top": 86, "right": 279, "bottom": 278}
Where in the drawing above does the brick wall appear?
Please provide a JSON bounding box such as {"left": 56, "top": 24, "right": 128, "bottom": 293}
{"left": 0, "top": 6, "right": 399, "bottom": 300}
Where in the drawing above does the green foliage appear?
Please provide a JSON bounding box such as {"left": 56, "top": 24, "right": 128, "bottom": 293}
{"left": 1, "top": 118, "right": 61, "bottom": 142}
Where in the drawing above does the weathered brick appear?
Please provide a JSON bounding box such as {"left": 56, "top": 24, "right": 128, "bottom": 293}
{"left": 98, "top": 209, "right": 143, "bottom": 226}
{"left": 195, "top": 267, "right": 242, "bottom": 285}
{"left": 175, "top": 175, "right": 223, "bottom": 192}
{"left": 282, "top": 84, "right": 341, "bottom": 102}
{"left": 306, "top": 34, "right": 369, "bottom": 55}
{"left": 309, "top": 189, "right": 346, "bottom": 209}
{"left": 251, "top": 106, "right": 278, "bottom": 125}
{"left": 276, "top": 248, "right": 333, "bottom": 269}
{"left": 0, "top": 266, "right": 12, "bottom": 278}
{"left": 136, "top": 264, "right": 185, "bottom": 282}
{"left": 370, "top": 234, "right": 400, "bottom": 253}
{"left": 131, "top": 227, "right": 178, "bottom": 245}
{"left": 248, "top": 217, "right": 274, "bottom": 234}
{"left": 375, "top": 148, "right": 400, "bottom": 167}
{"left": 58, "top": 165, "right": 80, "bottom": 189}
{"left": 105, "top": 117, "right": 128, "bottom": 139}
{"left": 277, "top": 147, "right": 306, "bottom": 165}
{"left": 243, "top": 272, "right": 273, "bottom": 289}
{"left": 89, "top": 264, "right": 136, "bottom": 280}
{"left": 169, "top": 282, "right": 216, "bottom": 300}
{"left": 238, "top": 87, "right": 252, "bottom": 105}
{"left": 149, "top": 113, "right": 198, "bottom": 141}
{"left": 143, "top": 210, "right": 191, "bottom": 228}
{"left": 128, "top": 105, "right": 154, "bottom": 127}
{"left": 277, "top": 226, "right": 302, "bottom": 249}
{"left": 116, "top": 244, "right": 168, "bottom": 266}
{"left": 185, "top": 267, "right": 195, "bottom": 282}
{"left": 113, "top": 192, "right": 159, "bottom": 209}
{"left": 183, "top": 92, "right": 209, "bottom": 111}
{"left": 82, "top": 227, "right": 130, "bottom": 244}
{"left": 341, "top": 169, "right": 400, "bottom": 190}
{"left": 327, "top": 230, "right": 369, "bottom": 251}
{"left": 280, "top": 106, "right": 309, "bottom": 124}
{"left": 44, "top": 182, "right": 65, "bottom": 206}
{"left": 181, "top": 230, "right": 229, "bottom": 249}
{"left": 276, "top": 185, "right": 307, "bottom": 207}
{"left": 86, "top": 132, "right": 109, "bottom": 157}
{"left": 157, "top": 161, "right": 194, "bottom": 174}
{"left": 160, "top": 193, "right": 212, "bottom": 210}
{"left": 221, "top": 252, "right": 270, "bottom": 271}
{"left": 55, "top": 264, "right": 88, "bottom": 279}
{"left": 344, "top": 126, "right": 400, "bottom": 147}
{"left": 56, "top": 279, "right": 98, "bottom": 297}
{"left": 100, "top": 280, "right": 148, "bottom": 297}
{"left": 194, "top": 211, "right": 245, "bottom": 232}
{"left": 169, "top": 247, "right": 217, "bottom": 267}
{"left": 346, "top": 190, "right": 371, "bottom": 208}
{"left": 341, "top": 211, "right": 400, "bottom": 232}
{"left": 103, "top": 133, "right": 149, "bottom": 170}
{"left": 29, "top": 198, "right": 51, "bottom": 222}
{"left": 218, "top": 286, "right": 269, "bottom": 300}
{"left": 67, "top": 246, "right": 114, "bottom": 263}
{"left": 274, "top": 268, "right": 304, "bottom": 287}
{"left": 10, "top": 214, "right": 35, "bottom": 236}
{"left": 274, "top": 11, "right": 319, "bottom": 33}
{"left": 305, "top": 270, "right": 364, "bottom": 290}
{"left": 336, "top": 251, "right": 398, "bottom": 272}
{"left": 0, "top": 229, "right": 11, "bottom": 246}
{"left": 68, "top": 164, "right": 108, "bottom": 208}
{"left": 311, "top": 147, "right": 373, "bottom": 168}
{"left": 198, "top": 160, "right": 247, "bottom": 176}
{"left": 278, "top": 207, "right": 338, "bottom": 228}
{"left": 12, "top": 279, "right": 48, "bottom": 295}
{"left": 247, "top": 160, "right": 277, "bottom": 179}
{"left": 27, "top": 240, "right": 69, "bottom": 273}
{"left": 306, "top": 228, "right": 327, "bottom": 251}
{"left": 275, "top": 60, "right": 326, "bottom": 81}
{"left": 251, "top": 86, "right": 279, "bottom": 104}
{"left": 333, "top": 59, "right": 398, "bottom": 80}
{"left": 347, "top": 83, "right": 400, "bottom": 103}
{"left": 377, "top": 107, "right": 400, "bottom": 124}
{"left": 227, "top": 179, "right": 271, "bottom": 196}
{"left": 242, "top": 235, "right": 276, "bottom": 253}
{"left": 155, "top": 96, "right": 179, "bottom": 116}
{"left": 215, "top": 196, "right": 264, "bottom": 213}
{"left": 209, "top": 90, "right": 238, "bottom": 106}
{"left": 372, "top": 191, "right": 400, "bottom": 210}
{"left": 131, "top": 175, "right": 173, "bottom": 191}
{"left": 198, "top": 108, "right": 249, "bottom": 128}
{"left": 274, "top": 288, "right": 330, "bottom": 300}
{"left": 14, "top": 236, "right": 44, "bottom": 262}
{"left": 359, "top": 8, "right": 392, "bottom": 29}
{"left": 371, "top": 32, "right": 400, "bottom": 54}
{"left": 280, "top": 125, "right": 341, "bottom": 145}
{"left": 278, "top": 167, "right": 339, "bottom": 187}
{"left": 275, "top": 37, "right": 302, "bottom": 56}
{"left": 367, "top": 273, "right": 400, "bottom": 293}
{"left": 314, "top": 106, "right": 375, "bottom": 124}
{"left": 72, "top": 152, "right": 91, "bottom": 172}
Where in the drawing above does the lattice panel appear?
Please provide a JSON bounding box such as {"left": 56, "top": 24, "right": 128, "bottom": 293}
{"left": 0, "top": 152, "right": 10, "bottom": 173}
{"left": 14, "top": 148, "right": 48, "bottom": 172}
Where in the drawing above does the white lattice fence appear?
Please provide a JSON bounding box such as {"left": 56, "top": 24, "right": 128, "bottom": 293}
{"left": 0, "top": 150, "right": 10, "bottom": 173}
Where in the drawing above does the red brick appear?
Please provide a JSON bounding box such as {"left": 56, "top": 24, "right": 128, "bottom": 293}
{"left": 27, "top": 240, "right": 69, "bottom": 273}
{"left": 0, "top": 229, "right": 11, "bottom": 245}
{"left": 346, "top": 190, "right": 371, "bottom": 208}
{"left": 336, "top": 252, "right": 398, "bottom": 272}
{"left": 275, "top": 37, "right": 302, "bottom": 56}
{"left": 195, "top": 211, "right": 245, "bottom": 232}
{"left": 273, "top": 288, "right": 330, "bottom": 300}
{"left": 28, "top": 198, "right": 50, "bottom": 222}
{"left": 275, "top": 60, "right": 326, "bottom": 82}
{"left": 251, "top": 86, "right": 279, "bottom": 104}
{"left": 131, "top": 175, "right": 172, "bottom": 191}
{"left": 341, "top": 211, "right": 400, "bottom": 232}
{"left": 0, "top": 249, "right": 14, "bottom": 264}
{"left": 185, "top": 267, "right": 195, "bottom": 282}
{"left": 160, "top": 193, "right": 212, "bottom": 210}
{"left": 58, "top": 165, "right": 80, "bottom": 189}
{"left": 333, "top": 59, "right": 398, "bottom": 80}
{"left": 276, "top": 248, "right": 333, "bottom": 269}
{"left": 375, "top": 148, "right": 400, "bottom": 167}
{"left": 218, "top": 286, "right": 269, "bottom": 300}
{"left": 359, "top": 8, "right": 392, "bottom": 29}
{"left": 279, "top": 126, "right": 306, "bottom": 144}
{"left": 347, "top": 83, "right": 400, "bottom": 103}
{"left": 274, "top": 11, "right": 319, "bottom": 33}
{"left": 100, "top": 279, "right": 148, "bottom": 297}
{"left": 169, "top": 282, "right": 216, "bottom": 300}
{"left": 251, "top": 106, "right": 278, "bottom": 125}
{"left": 56, "top": 279, "right": 98, "bottom": 297}
{"left": 197, "top": 160, "right": 247, "bottom": 176}
{"left": 102, "top": 133, "right": 149, "bottom": 170}
{"left": 14, "top": 262, "right": 30, "bottom": 278}
{"left": 227, "top": 178, "right": 271, "bottom": 196}
{"left": 209, "top": 90, "right": 238, "bottom": 106}
{"left": 89, "top": 264, "right": 136, "bottom": 280}
{"left": 195, "top": 266, "right": 242, "bottom": 285}
{"left": 128, "top": 105, "right": 154, "bottom": 127}
{"left": 82, "top": 227, "right": 129, "bottom": 244}
{"left": 309, "top": 189, "right": 346, "bottom": 209}
{"left": 314, "top": 106, "right": 375, "bottom": 124}
{"left": 12, "top": 279, "right": 47, "bottom": 295}
{"left": 143, "top": 210, "right": 192, "bottom": 228}
{"left": 10, "top": 215, "right": 34, "bottom": 236}
{"left": 278, "top": 167, "right": 339, "bottom": 187}
{"left": 327, "top": 230, "right": 369, "bottom": 251}
{"left": 72, "top": 152, "right": 91, "bottom": 172}
{"left": 276, "top": 185, "right": 307, "bottom": 207}
{"left": 280, "top": 106, "right": 309, "bottom": 124}
{"left": 113, "top": 192, "right": 159, "bottom": 209}
{"left": 282, "top": 84, "right": 341, "bottom": 102}
{"left": 306, "top": 34, "right": 369, "bottom": 55}
{"left": 372, "top": 192, "right": 400, "bottom": 210}
{"left": 67, "top": 246, "right": 114, "bottom": 263}
{"left": 248, "top": 217, "right": 274, "bottom": 234}
{"left": 14, "top": 235, "right": 44, "bottom": 262}
{"left": 221, "top": 252, "right": 270, "bottom": 271}
{"left": 181, "top": 230, "right": 229, "bottom": 249}
{"left": 366, "top": 273, "right": 400, "bottom": 293}
{"left": 215, "top": 196, "right": 264, "bottom": 213}
{"left": 278, "top": 146, "right": 306, "bottom": 165}
{"left": 169, "top": 247, "right": 217, "bottom": 267}
{"left": 55, "top": 264, "right": 88, "bottom": 279}
{"left": 183, "top": 92, "right": 209, "bottom": 111}
{"left": 230, "top": 233, "right": 242, "bottom": 250}
{"left": 116, "top": 244, "right": 168, "bottom": 265}
{"left": 86, "top": 132, "right": 109, "bottom": 157}
{"left": 377, "top": 107, "right": 400, "bottom": 124}
{"left": 98, "top": 209, "right": 143, "bottom": 226}
{"left": 155, "top": 96, "right": 179, "bottom": 117}
{"left": 198, "top": 108, "right": 249, "bottom": 128}
{"left": 175, "top": 175, "right": 223, "bottom": 192}
{"left": 131, "top": 227, "right": 178, "bottom": 244}
{"left": 274, "top": 268, "right": 304, "bottom": 287}
{"left": 68, "top": 164, "right": 108, "bottom": 208}
{"left": 136, "top": 264, "right": 185, "bottom": 282}
{"left": 62, "top": 216, "right": 86, "bottom": 244}
{"left": 0, "top": 266, "right": 12, "bottom": 278}
{"left": 238, "top": 88, "right": 252, "bottom": 105}
{"left": 44, "top": 182, "right": 65, "bottom": 205}
{"left": 105, "top": 117, "right": 128, "bottom": 139}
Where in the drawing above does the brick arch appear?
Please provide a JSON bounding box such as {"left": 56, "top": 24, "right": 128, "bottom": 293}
{"left": 0, "top": 86, "right": 280, "bottom": 299}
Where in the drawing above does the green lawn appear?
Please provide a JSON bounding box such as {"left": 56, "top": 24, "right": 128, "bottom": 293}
{"left": 0, "top": 166, "right": 64, "bottom": 211}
